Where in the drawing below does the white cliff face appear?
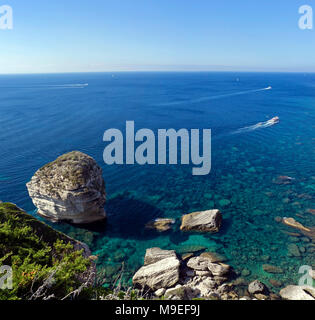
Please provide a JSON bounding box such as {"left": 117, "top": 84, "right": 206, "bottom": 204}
{"left": 26, "top": 151, "right": 106, "bottom": 224}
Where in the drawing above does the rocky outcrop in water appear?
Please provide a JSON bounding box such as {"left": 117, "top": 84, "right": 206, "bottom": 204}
{"left": 280, "top": 285, "right": 315, "bottom": 300}
{"left": 132, "top": 248, "right": 180, "bottom": 290}
{"left": 180, "top": 209, "right": 222, "bottom": 233}
{"left": 26, "top": 151, "right": 106, "bottom": 224}
{"left": 132, "top": 247, "right": 238, "bottom": 300}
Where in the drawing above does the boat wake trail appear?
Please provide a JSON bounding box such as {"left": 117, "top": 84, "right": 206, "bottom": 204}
{"left": 41, "top": 83, "right": 89, "bottom": 89}
{"left": 1, "top": 83, "right": 89, "bottom": 89}
{"left": 232, "top": 116, "right": 279, "bottom": 135}
{"left": 157, "top": 86, "right": 272, "bottom": 106}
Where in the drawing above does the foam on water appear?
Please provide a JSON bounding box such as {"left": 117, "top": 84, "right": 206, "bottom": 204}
{"left": 232, "top": 117, "right": 278, "bottom": 134}
{"left": 156, "top": 86, "right": 272, "bottom": 106}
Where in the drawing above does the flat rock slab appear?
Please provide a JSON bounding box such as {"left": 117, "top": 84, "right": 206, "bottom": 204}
{"left": 180, "top": 209, "right": 222, "bottom": 233}
{"left": 144, "top": 247, "right": 177, "bottom": 265}
{"left": 132, "top": 256, "right": 180, "bottom": 291}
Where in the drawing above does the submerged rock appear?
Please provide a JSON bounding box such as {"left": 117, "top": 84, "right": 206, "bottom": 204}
{"left": 26, "top": 151, "right": 106, "bottom": 224}
{"left": 219, "top": 199, "right": 231, "bottom": 207}
{"left": 180, "top": 209, "right": 222, "bottom": 233}
{"left": 287, "top": 243, "right": 301, "bottom": 257}
{"left": 282, "top": 217, "right": 311, "bottom": 232}
{"left": 241, "top": 269, "right": 251, "bottom": 277}
{"left": 269, "top": 279, "right": 282, "bottom": 288}
{"left": 200, "top": 251, "right": 228, "bottom": 263}
{"left": 177, "top": 245, "right": 206, "bottom": 254}
{"left": 145, "top": 218, "right": 175, "bottom": 232}
{"left": 273, "top": 176, "right": 295, "bottom": 185}
{"left": 262, "top": 264, "right": 283, "bottom": 274}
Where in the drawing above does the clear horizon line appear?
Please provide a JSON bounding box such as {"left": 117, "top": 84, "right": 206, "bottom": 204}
{"left": 0, "top": 69, "right": 315, "bottom": 76}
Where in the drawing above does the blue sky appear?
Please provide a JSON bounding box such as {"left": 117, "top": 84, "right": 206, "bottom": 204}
{"left": 0, "top": 0, "right": 314, "bottom": 73}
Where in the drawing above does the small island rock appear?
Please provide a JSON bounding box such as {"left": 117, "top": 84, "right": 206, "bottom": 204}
{"left": 180, "top": 209, "right": 222, "bottom": 233}
{"left": 26, "top": 151, "right": 106, "bottom": 224}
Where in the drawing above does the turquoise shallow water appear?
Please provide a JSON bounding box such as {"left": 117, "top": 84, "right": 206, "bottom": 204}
{"left": 0, "top": 72, "right": 314, "bottom": 292}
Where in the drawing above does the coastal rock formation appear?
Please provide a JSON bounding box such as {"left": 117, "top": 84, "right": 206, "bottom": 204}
{"left": 180, "top": 209, "right": 222, "bottom": 233}
{"left": 186, "top": 255, "right": 230, "bottom": 277}
{"left": 26, "top": 151, "right": 106, "bottom": 224}
{"left": 280, "top": 285, "right": 315, "bottom": 300}
{"left": 132, "top": 249, "right": 180, "bottom": 290}
{"left": 208, "top": 262, "right": 230, "bottom": 277}
{"left": 187, "top": 256, "right": 210, "bottom": 271}
{"left": 133, "top": 247, "right": 239, "bottom": 300}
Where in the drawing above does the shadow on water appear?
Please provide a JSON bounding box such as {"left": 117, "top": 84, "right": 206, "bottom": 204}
{"left": 103, "top": 194, "right": 165, "bottom": 240}
{"left": 216, "top": 215, "right": 233, "bottom": 237}
{"left": 42, "top": 193, "right": 168, "bottom": 244}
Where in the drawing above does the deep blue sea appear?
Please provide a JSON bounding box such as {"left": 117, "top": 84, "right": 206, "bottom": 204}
{"left": 0, "top": 72, "right": 314, "bottom": 292}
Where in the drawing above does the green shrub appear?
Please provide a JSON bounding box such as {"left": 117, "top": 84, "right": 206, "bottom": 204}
{"left": 0, "top": 203, "right": 91, "bottom": 300}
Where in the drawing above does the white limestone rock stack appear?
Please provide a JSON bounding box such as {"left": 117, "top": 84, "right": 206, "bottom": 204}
{"left": 26, "top": 151, "right": 106, "bottom": 224}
